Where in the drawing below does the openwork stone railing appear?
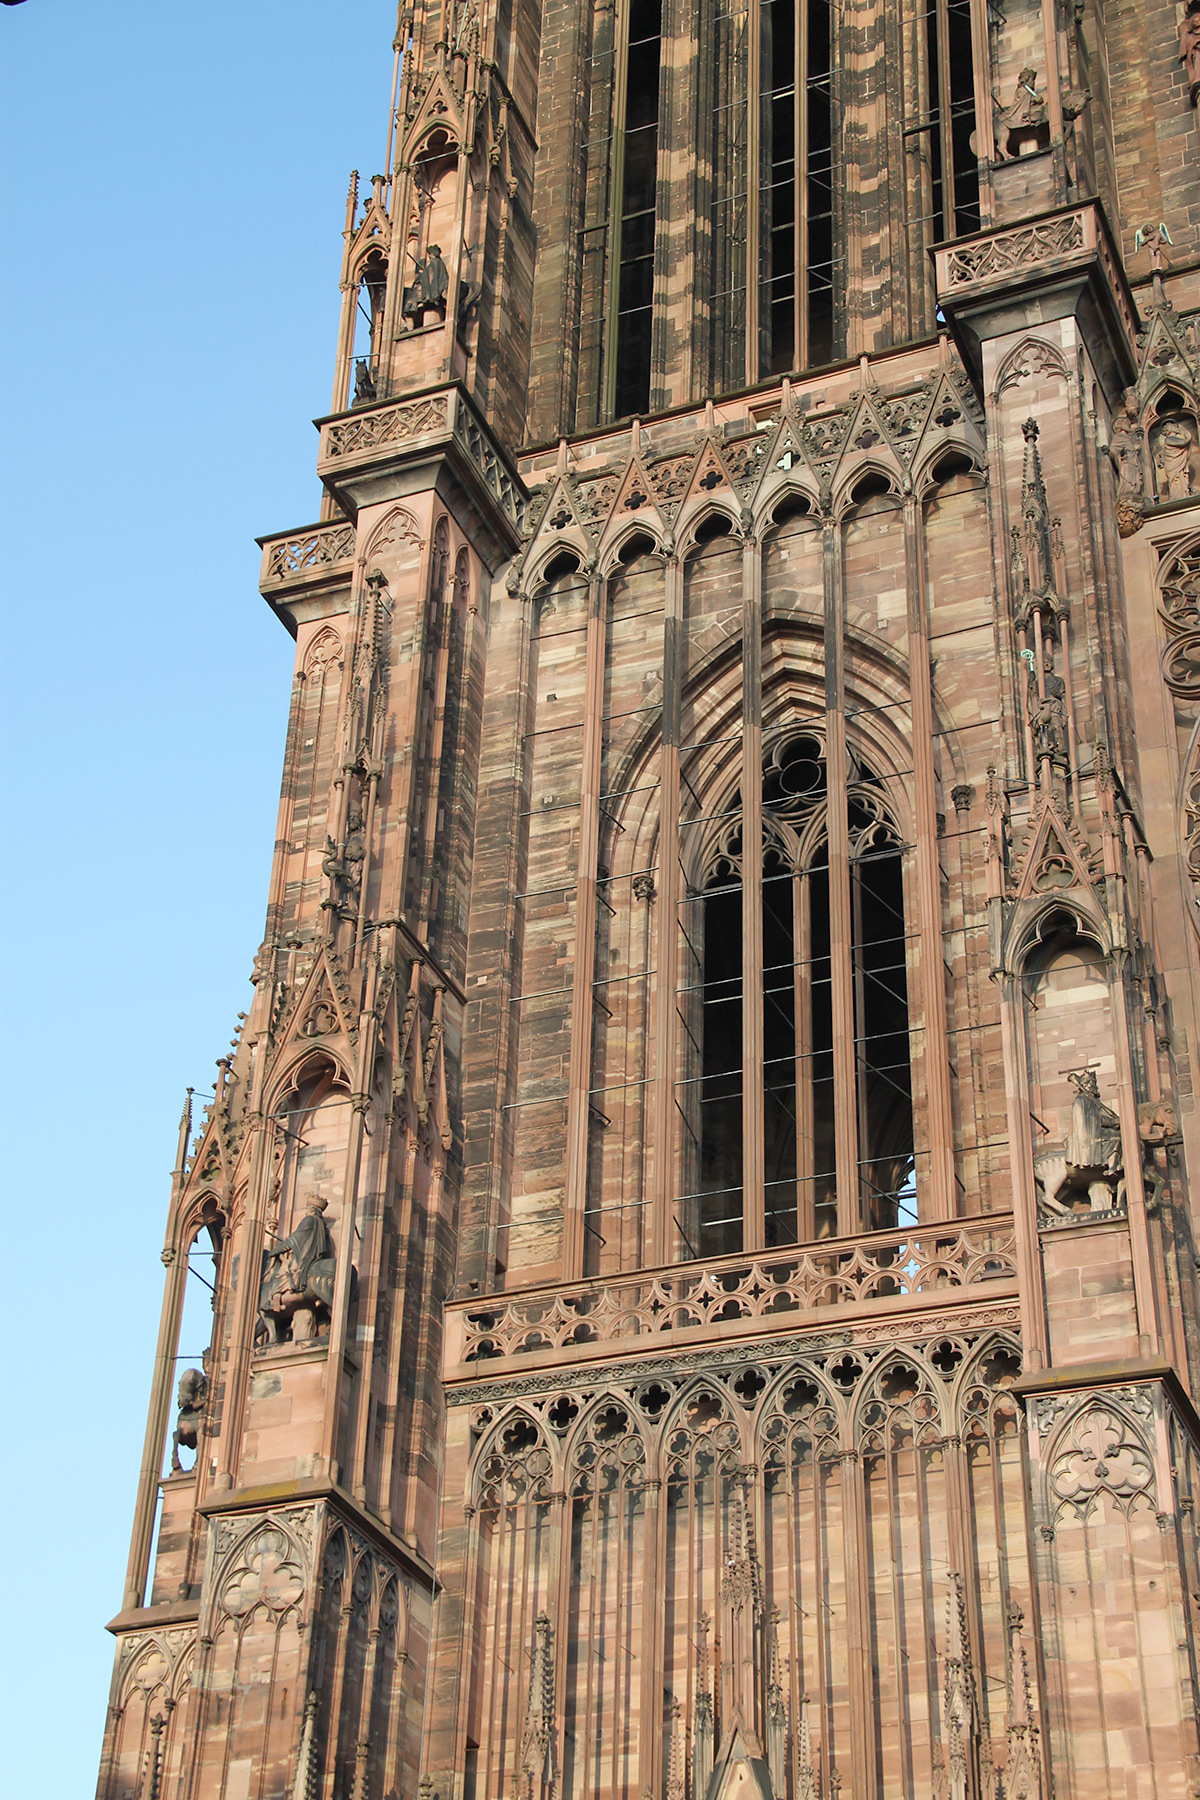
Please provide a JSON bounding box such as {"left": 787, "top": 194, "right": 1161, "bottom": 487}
{"left": 944, "top": 213, "right": 1084, "bottom": 286}
{"left": 261, "top": 521, "right": 357, "bottom": 582}
{"left": 453, "top": 1217, "right": 1017, "bottom": 1365}
{"left": 933, "top": 202, "right": 1138, "bottom": 359}
{"left": 323, "top": 393, "right": 449, "bottom": 459}
{"left": 317, "top": 385, "right": 527, "bottom": 535}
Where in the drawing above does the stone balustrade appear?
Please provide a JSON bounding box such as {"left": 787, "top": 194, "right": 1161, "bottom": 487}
{"left": 259, "top": 520, "right": 357, "bottom": 585}
{"left": 445, "top": 1215, "right": 1018, "bottom": 1373}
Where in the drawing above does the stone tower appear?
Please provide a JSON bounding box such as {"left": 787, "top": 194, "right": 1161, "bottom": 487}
{"left": 97, "top": 1, "right": 1200, "bottom": 1796}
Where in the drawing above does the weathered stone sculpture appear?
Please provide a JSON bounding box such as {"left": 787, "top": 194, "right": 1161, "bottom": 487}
{"left": 402, "top": 245, "right": 449, "bottom": 326}
{"left": 1181, "top": 5, "right": 1200, "bottom": 106}
{"left": 170, "top": 1368, "right": 208, "bottom": 1473}
{"left": 1041, "top": 1070, "right": 1124, "bottom": 1215}
{"left": 991, "top": 68, "right": 1046, "bottom": 160}
{"left": 258, "top": 1196, "right": 337, "bottom": 1344}
{"left": 1026, "top": 647, "right": 1069, "bottom": 765}
{"left": 1109, "top": 387, "right": 1146, "bottom": 536}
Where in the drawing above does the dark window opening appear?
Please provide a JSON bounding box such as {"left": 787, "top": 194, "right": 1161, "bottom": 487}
{"left": 698, "top": 874, "right": 744, "bottom": 1258}
{"left": 805, "top": 0, "right": 834, "bottom": 362}
{"left": 759, "top": 0, "right": 834, "bottom": 375}
{"left": 917, "top": 0, "right": 980, "bottom": 246}
{"left": 352, "top": 248, "right": 389, "bottom": 403}
{"left": 614, "top": 0, "right": 662, "bottom": 417}
{"left": 697, "top": 735, "right": 915, "bottom": 1257}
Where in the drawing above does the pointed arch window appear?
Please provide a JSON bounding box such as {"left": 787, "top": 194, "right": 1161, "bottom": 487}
{"left": 683, "top": 733, "right": 915, "bottom": 1258}
{"left": 612, "top": 0, "right": 663, "bottom": 417}
{"left": 905, "top": 0, "right": 981, "bottom": 251}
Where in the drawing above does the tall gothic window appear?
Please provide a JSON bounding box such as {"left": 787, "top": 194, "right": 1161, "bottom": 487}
{"left": 612, "top": 0, "right": 662, "bottom": 417}
{"left": 708, "top": 0, "right": 837, "bottom": 388}
{"left": 762, "top": 0, "right": 834, "bottom": 373}
{"left": 685, "top": 734, "right": 914, "bottom": 1258}
{"left": 906, "top": 0, "right": 981, "bottom": 246}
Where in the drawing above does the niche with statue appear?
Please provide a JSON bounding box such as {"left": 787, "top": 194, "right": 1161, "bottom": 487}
{"left": 1023, "top": 922, "right": 1126, "bottom": 1221}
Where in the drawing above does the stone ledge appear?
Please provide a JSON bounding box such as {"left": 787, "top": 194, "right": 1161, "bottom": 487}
{"left": 105, "top": 1597, "right": 200, "bottom": 1636}
{"left": 198, "top": 1478, "right": 438, "bottom": 1589}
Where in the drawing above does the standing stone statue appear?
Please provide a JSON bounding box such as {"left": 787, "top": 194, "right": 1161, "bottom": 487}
{"left": 1152, "top": 414, "right": 1199, "bottom": 502}
{"left": 1027, "top": 647, "right": 1069, "bottom": 764}
{"left": 258, "top": 1195, "right": 337, "bottom": 1344}
{"left": 1109, "top": 389, "right": 1145, "bottom": 537}
{"left": 402, "top": 245, "right": 450, "bottom": 326}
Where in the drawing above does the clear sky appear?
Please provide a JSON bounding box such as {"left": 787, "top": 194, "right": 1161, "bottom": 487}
{"left": 1, "top": 3, "right": 397, "bottom": 1788}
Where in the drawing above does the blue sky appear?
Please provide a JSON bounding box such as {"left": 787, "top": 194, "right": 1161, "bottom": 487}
{"left": 1, "top": 3, "right": 396, "bottom": 1787}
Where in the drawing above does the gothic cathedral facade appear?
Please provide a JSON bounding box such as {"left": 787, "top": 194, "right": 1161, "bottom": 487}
{"left": 98, "top": 1, "right": 1200, "bottom": 1796}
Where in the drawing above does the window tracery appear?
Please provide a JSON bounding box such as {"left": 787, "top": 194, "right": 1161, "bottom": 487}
{"left": 686, "top": 731, "right": 915, "bottom": 1258}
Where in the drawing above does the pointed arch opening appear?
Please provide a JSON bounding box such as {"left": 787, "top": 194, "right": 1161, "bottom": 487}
{"left": 683, "top": 730, "right": 915, "bottom": 1258}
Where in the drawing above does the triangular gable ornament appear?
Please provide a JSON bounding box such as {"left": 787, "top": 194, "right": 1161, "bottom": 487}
{"left": 1010, "top": 796, "right": 1098, "bottom": 901}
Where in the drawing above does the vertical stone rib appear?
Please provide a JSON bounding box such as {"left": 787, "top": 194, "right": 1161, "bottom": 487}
{"left": 564, "top": 570, "right": 607, "bottom": 1276}
{"left": 998, "top": 973, "right": 1049, "bottom": 1370}
{"left": 742, "top": 532, "right": 766, "bottom": 1248}
{"left": 651, "top": 555, "right": 684, "bottom": 1264}
{"left": 905, "top": 495, "right": 957, "bottom": 1221}
{"left": 825, "top": 517, "right": 860, "bottom": 1233}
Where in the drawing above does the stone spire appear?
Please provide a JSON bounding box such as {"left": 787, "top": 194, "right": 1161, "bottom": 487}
{"left": 998, "top": 1609, "right": 1043, "bottom": 1799}
{"left": 290, "top": 1694, "right": 320, "bottom": 1800}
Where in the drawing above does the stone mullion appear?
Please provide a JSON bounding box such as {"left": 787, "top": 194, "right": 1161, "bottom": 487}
{"left": 1109, "top": 962, "right": 1166, "bottom": 1360}
{"left": 379, "top": 1126, "right": 420, "bottom": 1527}
{"left": 840, "top": 1447, "right": 877, "bottom": 1800}
{"left": 478, "top": 1504, "right": 509, "bottom": 1800}
{"left": 1038, "top": 0, "right": 1069, "bottom": 205}
{"left": 825, "top": 519, "right": 860, "bottom": 1234}
{"left": 349, "top": 1098, "right": 397, "bottom": 1505}
{"left": 637, "top": 1475, "right": 665, "bottom": 1798}
{"left": 943, "top": 1428, "right": 988, "bottom": 1753}
{"left": 794, "top": 0, "right": 805, "bottom": 367}
{"left": 838, "top": 7, "right": 862, "bottom": 361}
{"left": 440, "top": 576, "right": 483, "bottom": 969}
{"left": 980, "top": 383, "right": 1028, "bottom": 793}
{"left": 877, "top": 0, "right": 908, "bottom": 345}
{"left": 651, "top": 555, "right": 684, "bottom": 1265}
{"left": 969, "top": 0, "right": 995, "bottom": 229}
{"left": 564, "top": 571, "right": 607, "bottom": 1278}
{"left": 1071, "top": 345, "right": 1134, "bottom": 780}
{"left": 214, "top": 1052, "right": 273, "bottom": 1492}
{"left": 743, "top": 533, "right": 766, "bottom": 1250}
{"left": 321, "top": 1584, "right": 355, "bottom": 1800}
{"left": 608, "top": 1479, "right": 630, "bottom": 1796}
{"left": 477, "top": 591, "right": 540, "bottom": 1281}
{"left": 997, "top": 972, "right": 1049, "bottom": 1370}
{"left": 744, "top": 0, "right": 761, "bottom": 387}
{"left": 417, "top": 561, "right": 456, "bottom": 940}
{"left": 122, "top": 1235, "right": 189, "bottom": 1609}
{"left": 321, "top": 1019, "right": 378, "bottom": 1485}
{"left": 377, "top": 537, "right": 435, "bottom": 933}
{"left": 907, "top": 495, "right": 957, "bottom": 1221}
{"left": 399, "top": 1154, "right": 450, "bottom": 1547}
{"left": 794, "top": 872, "right": 815, "bottom": 1240}
{"left": 669, "top": 0, "right": 701, "bottom": 405}
{"left": 265, "top": 667, "right": 307, "bottom": 940}
{"left": 441, "top": 1478, "right": 484, "bottom": 1796}
{"left": 350, "top": 1603, "right": 384, "bottom": 1800}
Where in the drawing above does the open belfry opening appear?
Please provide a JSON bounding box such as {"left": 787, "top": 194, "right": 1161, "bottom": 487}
{"left": 96, "top": 2, "right": 1200, "bottom": 1797}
